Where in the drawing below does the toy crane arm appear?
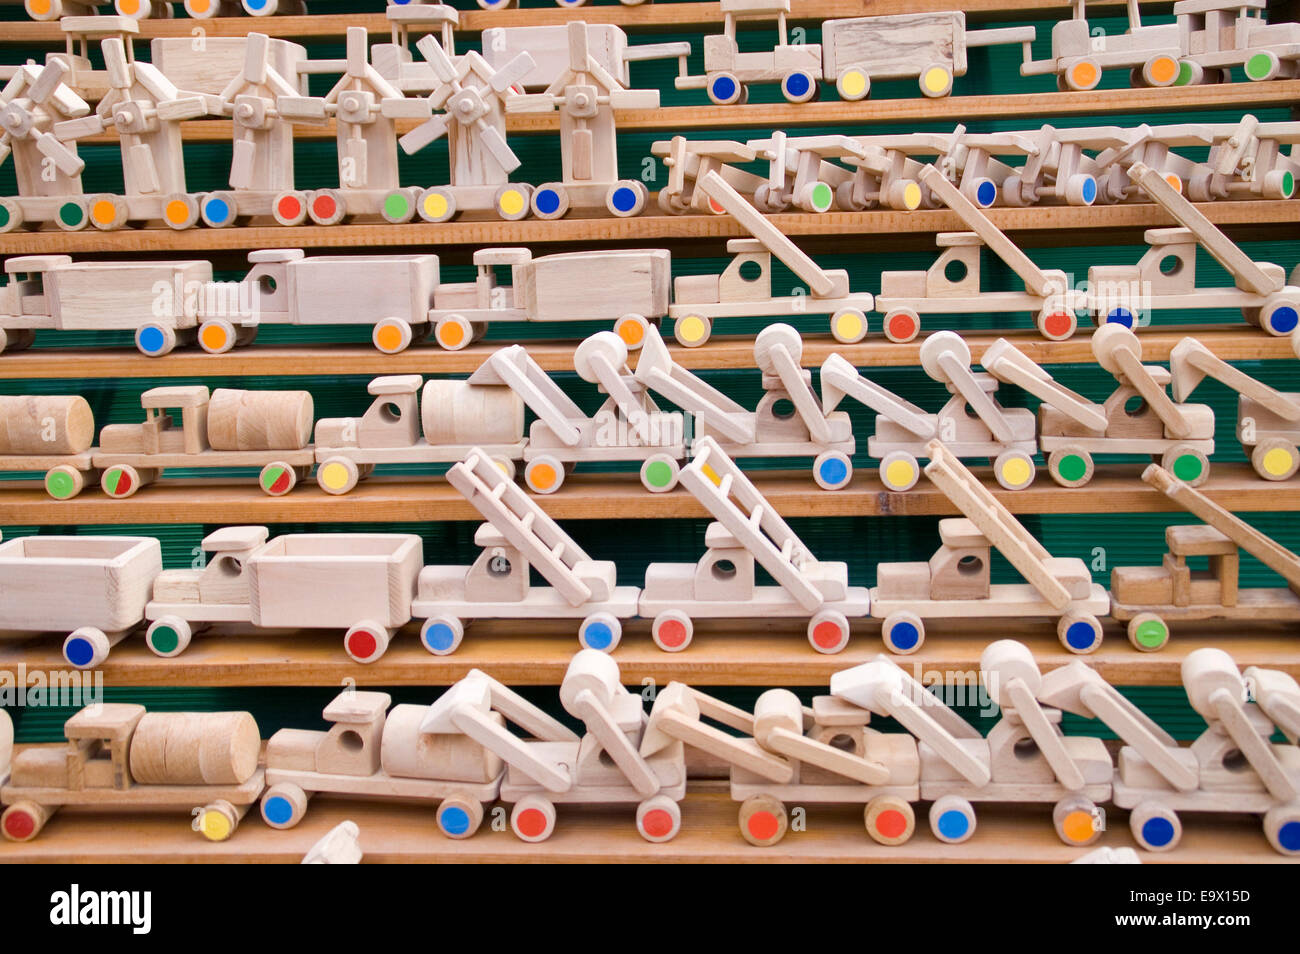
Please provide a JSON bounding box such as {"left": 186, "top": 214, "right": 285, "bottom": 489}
{"left": 819, "top": 354, "right": 936, "bottom": 437}
{"left": 1168, "top": 338, "right": 1300, "bottom": 419}
{"left": 921, "top": 331, "right": 1019, "bottom": 444}
{"left": 982, "top": 641, "right": 1086, "bottom": 790}
{"left": 1244, "top": 667, "right": 1300, "bottom": 744}
{"left": 982, "top": 339, "right": 1109, "bottom": 432}
{"left": 573, "top": 333, "right": 649, "bottom": 435}
{"left": 755, "top": 325, "right": 831, "bottom": 444}
{"left": 634, "top": 328, "right": 756, "bottom": 444}
{"left": 471, "top": 345, "right": 585, "bottom": 447}
{"left": 1092, "top": 325, "right": 1193, "bottom": 439}
{"left": 754, "top": 689, "right": 890, "bottom": 785}
{"left": 640, "top": 683, "right": 794, "bottom": 783}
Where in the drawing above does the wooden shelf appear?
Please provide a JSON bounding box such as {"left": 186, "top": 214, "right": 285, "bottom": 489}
{"left": 2, "top": 618, "right": 1296, "bottom": 687}
{"left": 1, "top": 200, "right": 1294, "bottom": 255}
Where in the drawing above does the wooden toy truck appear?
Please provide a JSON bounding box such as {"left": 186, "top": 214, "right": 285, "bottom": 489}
{"left": 1176, "top": 0, "right": 1300, "bottom": 85}
{"left": 0, "top": 533, "right": 161, "bottom": 668}
{"left": 639, "top": 437, "right": 869, "bottom": 654}
{"left": 0, "top": 395, "right": 97, "bottom": 499}
{"left": 1020, "top": 0, "right": 1184, "bottom": 91}
{"left": 870, "top": 441, "right": 1109, "bottom": 654}
{"left": 1110, "top": 464, "right": 1300, "bottom": 651}
{"left": 143, "top": 526, "right": 422, "bottom": 663}
{"left": 92, "top": 385, "right": 315, "bottom": 498}
{"left": 1, "top": 704, "right": 264, "bottom": 843}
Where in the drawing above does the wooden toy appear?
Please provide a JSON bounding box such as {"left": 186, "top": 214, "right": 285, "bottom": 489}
{"left": 636, "top": 325, "right": 856, "bottom": 490}
{"left": 652, "top": 137, "right": 765, "bottom": 215}
{"left": 143, "top": 526, "right": 421, "bottom": 663}
{"left": 821, "top": 333, "right": 1038, "bottom": 491}
{"left": 874, "top": 164, "right": 1085, "bottom": 342}
{"left": 1109, "top": 463, "right": 1300, "bottom": 651}
{"left": 482, "top": 21, "right": 690, "bottom": 94}
{"left": 22, "top": 0, "right": 173, "bottom": 24}
{"left": 372, "top": 4, "right": 460, "bottom": 93}
{"left": 1244, "top": 667, "right": 1300, "bottom": 743}
{"left": 820, "top": 12, "right": 1035, "bottom": 100}
{"left": 0, "top": 394, "right": 97, "bottom": 499}
{"left": 1176, "top": 0, "right": 1300, "bottom": 85}
{"left": 832, "top": 135, "right": 931, "bottom": 212}
{"left": 1088, "top": 161, "right": 1300, "bottom": 335}
{"left": 639, "top": 436, "right": 869, "bottom": 654}
{"left": 870, "top": 441, "right": 1108, "bottom": 654}
{"left": 1, "top": 704, "right": 264, "bottom": 843}
{"left": 745, "top": 132, "right": 867, "bottom": 214}
{"left": 38, "top": 16, "right": 140, "bottom": 102}
{"left": 92, "top": 385, "right": 314, "bottom": 498}
{"left": 149, "top": 34, "right": 307, "bottom": 100}
{"left": 302, "top": 821, "right": 362, "bottom": 864}
{"left": 668, "top": 170, "right": 875, "bottom": 346}
{"left": 983, "top": 326, "right": 1216, "bottom": 488}
{"left": 676, "top": 0, "right": 823, "bottom": 105}
{"left": 0, "top": 533, "right": 161, "bottom": 668}
{"left": 1194, "top": 115, "right": 1300, "bottom": 201}
{"left": 1102, "top": 648, "right": 1300, "bottom": 854}
{"left": 1020, "top": 0, "right": 1184, "bottom": 91}
{"left": 472, "top": 335, "right": 686, "bottom": 495}
{"left": 314, "top": 374, "right": 524, "bottom": 495}
{"left": 0, "top": 710, "right": 11, "bottom": 790}
{"left": 1088, "top": 123, "right": 1215, "bottom": 204}
{"left": 1169, "top": 336, "right": 1300, "bottom": 480}
{"left": 412, "top": 449, "right": 639, "bottom": 654}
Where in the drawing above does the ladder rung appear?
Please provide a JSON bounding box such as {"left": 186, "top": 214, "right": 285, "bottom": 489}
{"left": 718, "top": 473, "right": 734, "bottom": 499}
{"left": 749, "top": 505, "right": 764, "bottom": 529}
{"left": 520, "top": 511, "right": 535, "bottom": 533}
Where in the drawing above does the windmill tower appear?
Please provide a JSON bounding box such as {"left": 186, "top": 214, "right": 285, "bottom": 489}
{"left": 0, "top": 60, "right": 90, "bottom": 233}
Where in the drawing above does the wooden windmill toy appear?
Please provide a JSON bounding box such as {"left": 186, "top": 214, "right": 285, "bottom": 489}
{"left": 0, "top": 60, "right": 90, "bottom": 233}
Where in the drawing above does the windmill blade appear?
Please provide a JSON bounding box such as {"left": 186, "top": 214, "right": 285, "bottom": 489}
{"left": 230, "top": 133, "right": 258, "bottom": 190}
{"left": 27, "top": 59, "right": 70, "bottom": 107}
{"left": 34, "top": 129, "right": 84, "bottom": 176}
{"left": 242, "top": 32, "right": 271, "bottom": 87}
{"left": 102, "top": 37, "right": 133, "bottom": 94}
{"left": 0, "top": 135, "right": 11, "bottom": 169}
{"left": 53, "top": 114, "right": 106, "bottom": 140}
{"left": 156, "top": 96, "right": 209, "bottom": 123}
{"left": 398, "top": 113, "right": 450, "bottom": 155}
{"left": 1, "top": 68, "right": 30, "bottom": 105}
{"left": 133, "top": 62, "right": 182, "bottom": 105}
{"left": 345, "top": 26, "right": 368, "bottom": 79}
{"left": 415, "top": 34, "right": 460, "bottom": 86}
{"left": 129, "top": 142, "right": 161, "bottom": 194}
{"left": 474, "top": 120, "right": 520, "bottom": 173}
{"left": 488, "top": 51, "right": 536, "bottom": 95}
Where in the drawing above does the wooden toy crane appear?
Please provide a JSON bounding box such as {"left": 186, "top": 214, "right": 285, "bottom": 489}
{"left": 1196, "top": 114, "right": 1300, "bottom": 201}
{"left": 820, "top": 332, "right": 1037, "bottom": 493}
{"left": 1103, "top": 648, "right": 1300, "bottom": 855}
{"left": 1020, "top": 0, "right": 1183, "bottom": 91}
{"left": 639, "top": 437, "right": 869, "bottom": 654}
{"left": 982, "top": 326, "right": 1215, "bottom": 488}
{"left": 396, "top": 33, "right": 535, "bottom": 222}
{"left": 875, "top": 164, "right": 1085, "bottom": 342}
{"left": 651, "top": 137, "right": 763, "bottom": 215}
{"left": 669, "top": 170, "right": 876, "bottom": 346}
{"left": 412, "top": 448, "right": 640, "bottom": 654}
{"left": 1088, "top": 161, "right": 1300, "bottom": 335}
{"left": 50, "top": 30, "right": 207, "bottom": 231}
{"left": 870, "top": 440, "right": 1109, "bottom": 654}
{"left": 1109, "top": 463, "right": 1300, "bottom": 651}
{"left": 746, "top": 132, "right": 868, "bottom": 214}
{"left": 0, "top": 60, "right": 90, "bottom": 233}
{"left": 471, "top": 334, "right": 685, "bottom": 495}
{"left": 635, "top": 325, "right": 856, "bottom": 490}
{"left": 274, "top": 27, "right": 421, "bottom": 226}
{"left": 1169, "top": 336, "right": 1300, "bottom": 480}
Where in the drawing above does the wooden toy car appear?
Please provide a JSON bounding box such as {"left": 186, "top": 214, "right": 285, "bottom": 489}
{"left": 0, "top": 394, "right": 97, "bottom": 499}
{"left": 1176, "top": 0, "right": 1300, "bottom": 85}
{"left": 1020, "top": 0, "right": 1183, "bottom": 90}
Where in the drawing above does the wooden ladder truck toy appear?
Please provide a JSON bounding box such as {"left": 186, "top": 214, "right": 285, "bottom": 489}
{"left": 412, "top": 448, "right": 640, "bottom": 654}
{"left": 982, "top": 326, "right": 1216, "bottom": 488}
{"left": 1110, "top": 463, "right": 1300, "bottom": 651}
{"left": 869, "top": 441, "right": 1109, "bottom": 654}
{"left": 820, "top": 332, "right": 1038, "bottom": 492}
{"left": 639, "top": 436, "right": 869, "bottom": 654}
{"left": 0, "top": 394, "right": 97, "bottom": 499}
{"left": 313, "top": 373, "right": 525, "bottom": 495}
{"left": 636, "top": 324, "right": 856, "bottom": 491}
{"left": 1, "top": 705, "right": 264, "bottom": 843}
{"left": 1088, "top": 161, "right": 1300, "bottom": 335}
{"left": 92, "top": 385, "right": 315, "bottom": 498}
{"left": 1020, "top": 0, "right": 1184, "bottom": 91}
{"left": 142, "top": 525, "right": 422, "bottom": 663}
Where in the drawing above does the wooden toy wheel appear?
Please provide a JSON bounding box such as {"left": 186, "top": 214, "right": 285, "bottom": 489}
{"left": 1259, "top": 293, "right": 1300, "bottom": 336}
{"left": 651, "top": 611, "right": 693, "bottom": 652}
{"left": 476, "top": 0, "right": 516, "bottom": 9}
{"left": 186, "top": 0, "right": 225, "bottom": 18}
{"left": 1000, "top": 174, "right": 1032, "bottom": 208}
{"left": 380, "top": 187, "right": 420, "bottom": 224}
{"left": 420, "top": 615, "right": 464, "bottom": 655}
{"left": 835, "top": 67, "right": 871, "bottom": 101}
{"left": 272, "top": 190, "right": 309, "bottom": 226}
{"left": 54, "top": 197, "right": 89, "bottom": 231}
{"left": 882, "top": 308, "right": 920, "bottom": 343}
{"left": 437, "top": 794, "right": 485, "bottom": 839}
{"left": 1063, "top": 173, "right": 1098, "bottom": 206}
{"left": 993, "top": 450, "right": 1035, "bottom": 491}
{"left": 752, "top": 183, "right": 790, "bottom": 213}
{"left": 494, "top": 184, "right": 532, "bottom": 221}
{"left": 531, "top": 184, "right": 570, "bottom": 220}
{"left": 640, "top": 454, "right": 680, "bottom": 493}
{"left": 344, "top": 620, "right": 391, "bottom": 664}
{"left": 1054, "top": 795, "right": 1103, "bottom": 846}
{"left": 1160, "top": 445, "right": 1209, "bottom": 486}
{"left": 780, "top": 69, "right": 819, "bottom": 104}
{"left": 1252, "top": 438, "right": 1300, "bottom": 481}
{"left": 135, "top": 323, "right": 178, "bottom": 357}
{"left": 200, "top": 191, "right": 240, "bottom": 228}
{"left": 511, "top": 795, "right": 557, "bottom": 842}
{"left": 373, "top": 317, "right": 414, "bottom": 355}
{"left": 44, "top": 464, "right": 85, "bottom": 500}
{"left": 88, "top": 194, "right": 129, "bottom": 231}
{"left": 1129, "top": 799, "right": 1181, "bottom": 851}
{"left": 102, "top": 464, "right": 149, "bottom": 498}
{"left": 490, "top": 457, "right": 517, "bottom": 481}
{"left": 836, "top": 179, "right": 867, "bottom": 212}
{"left": 258, "top": 461, "right": 298, "bottom": 496}
{"left": 865, "top": 795, "right": 915, "bottom": 845}
{"left": 705, "top": 71, "right": 745, "bottom": 106}
{"left": 198, "top": 318, "right": 238, "bottom": 354}
{"left": 1047, "top": 447, "right": 1094, "bottom": 487}
{"left": 2, "top": 801, "right": 50, "bottom": 841}
{"left": 965, "top": 177, "right": 999, "bottom": 209}
{"left": 657, "top": 190, "right": 691, "bottom": 215}
{"left": 162, "top": 193, "right": 201, "bottom": 230}
{"left": 830, "top": 308, "right": 868, "bottom": 344}
{"left": 1037, "top": 306, "right": 1078, "bottom": 341}
{"left": 307, "top": 190, "right": 347, "bottom": 226}
{"left": 738, "top": 795, "right": 787, "bottom": 846}
{"left": 879, "top": 450, "right": 921, "bottom": 492}
{"left": 416, "top": 186, "right": 458, "bottom": 223}
{"left": 433, "top": 314, "right": 473, "bottom": 351}
{"left": 24, "top": 0, "right": 63, "bottom": 20}
{"left": 881, "top": 610, "right": 924, "bottom": 654}
{"left": 0, "top": 198, "right": 23, "bottom": 232}
{"left": 0, "top": 328, "right": 35, "bottom": 353}
{"left": 807, "top": 609, "right": 851, "bottom": 654}
{"left": 524, "top": 455, "right": 565, "bottom": 494}
{"left": 797, "top": 179, "right": 837, "bottom": 213}
{"left": 1058, "top": 612, "right": 1103, "bottom": 654}
{"left": 1261, "top": 169, "right": 1296, "bottom": 201}
{"left": 886, "top": 178, "right": 924, "bottom": 211}
{"left": 918, "top": 63, "right": 953, "bottom": 98}
{"left": 197, "top": 800, "right": 241, "bottom": 842}
{"left": 1174, "top": 59, "right": 1204, "bottom": 86}
{"left": 578, "top": 612, "right": 621, "bottom": 652}
{"left": 146, "top": 616, "right": 193, "bottom": 657}
{"left": 64, "top": 626, "right": 111, "bottom": 669}
{"left": 317, "top": 456, "right": 360, "bottom": 495}
{"left": 929, "top": 795, "right": 977, "bottom": 844}
{"left": 1127, "top": 612, "right": 1170, "bottom": 652}
{"left": 1244, "top": 50, "right": 1281, "bottom": 82}
{"left": 613, "top": 314, "right": 652, "bottom": 350}
{"left": 605, "top": 181, "right": 647, "bottom": 217}
{"left": 1263, "top": 804, "right": 1300, "bottom": 856}
{"left": 636, "top": 795, "right": 681, "bottom": 843}
{"left": 813, "top": 451, "right": 852, "bottom": 491}
{"left": 1141, "top": 54, "right": 1180, "bottom": 87}
{"left": 1063, "top": 57, "right": 1102, "bottom": 91}
{"left": 261, "top": 782, "right": 309, "bottom": 829}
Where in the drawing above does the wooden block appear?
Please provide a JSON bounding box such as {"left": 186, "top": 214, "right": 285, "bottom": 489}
{"left": 128, "top": 712, "right": 260, "bottom": 786}
{"left": 0, "top": 396, "right": 94, "bottom": 455}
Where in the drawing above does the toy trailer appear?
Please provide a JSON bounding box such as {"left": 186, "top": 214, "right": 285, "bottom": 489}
{"left": 1110, "top": 463, "right": 1300, "bottom": 651}
{"left": 143, "top": 525, "right": 422, "bottom": 663}
{"left": 1106, "top": 648, "right": 1300, "bottom": 855}
{"left": 822, "top": 12, "right": 1036, "bottom": 100}
{"left": 669, "top": 170, "right": 875, "bottom": 347}
{"left": 471, "top": 335, "right": 685, "bottom": 495}
{"left": 0, "top": 394, "right": 97, "bottom": 499}
{"left": 261, "top": 679, "right": 569, "bottom": 839}
{"left": 871, "top": 441, "right": 1108, "bottom": 654}
{"left": 1, "top": 704, "right": 264, "bottom": 843}
{"left": 640, "top": 437, "right": 869, "bottom": 654}
{"left": 1088, "top": 162, "right": 1300, "bottom": 335}
{"left": 676, "top": 0, "right": 823, "bottom": 105}
{"left": 642, "top": 681, "right": 921, "bottom": 848}
{"left": 412, "top": 448, "right": 640, "bottom": 654}
{"left": 425, "top": 248, "right": 671, "bottom": 352}
{"left": 1, "top": 255, "right": 210, "bottom": 357}
{"left": 314, "top": 374, "right": 525, "bottom": 495}
{"left": 1020, "top": 0, "right": 1183, "bottom": 91}
{"left": 93, "top": 385, "right": 315, "bottom": 498}
{"left": 1177, "top": 0, "right": 1300, "bottom": 84}
{"left": 984, "top": 327, "right": 1216, "bottom": 488}
{"left": 0, "top": 533, "right": 161, "bottom": 669}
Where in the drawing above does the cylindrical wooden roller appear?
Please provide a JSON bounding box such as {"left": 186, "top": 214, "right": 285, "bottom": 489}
{"left": 573, "top": 332, "right": 629, "bottom": 385}
{"left": 559, "top": 649, "right": 624, "bottom": 713}
{"left": 980, "top": 639, "right": 1042, "bottom": 708}
{"left": 380, "top": 704, "right": 503, "bottom": 784}
{"left": 1181, "top": 648, "right": 1245, "bottom": 719}
{"left": 1091, "top": 323, "right": 1141, "bottom": 375}
{"left": 753, "top": 324, "right": 802, "bottom": 374}
{"left": 753, "top": 689, "right": 803, "bottom": 744}
{"left": 128, "top": 712, "right": 260, "bottom": 786}
{"left": 919, "top": 330, "right": 970, "bottom": 382}
{"left": 421, "top": 381, "right": 524, "bottom": 446}
{"left": 0, "top": 396, "right": 94, "bottom": 455}
{"left": 206, "top": 389, "right": 313, "bottom": 451}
